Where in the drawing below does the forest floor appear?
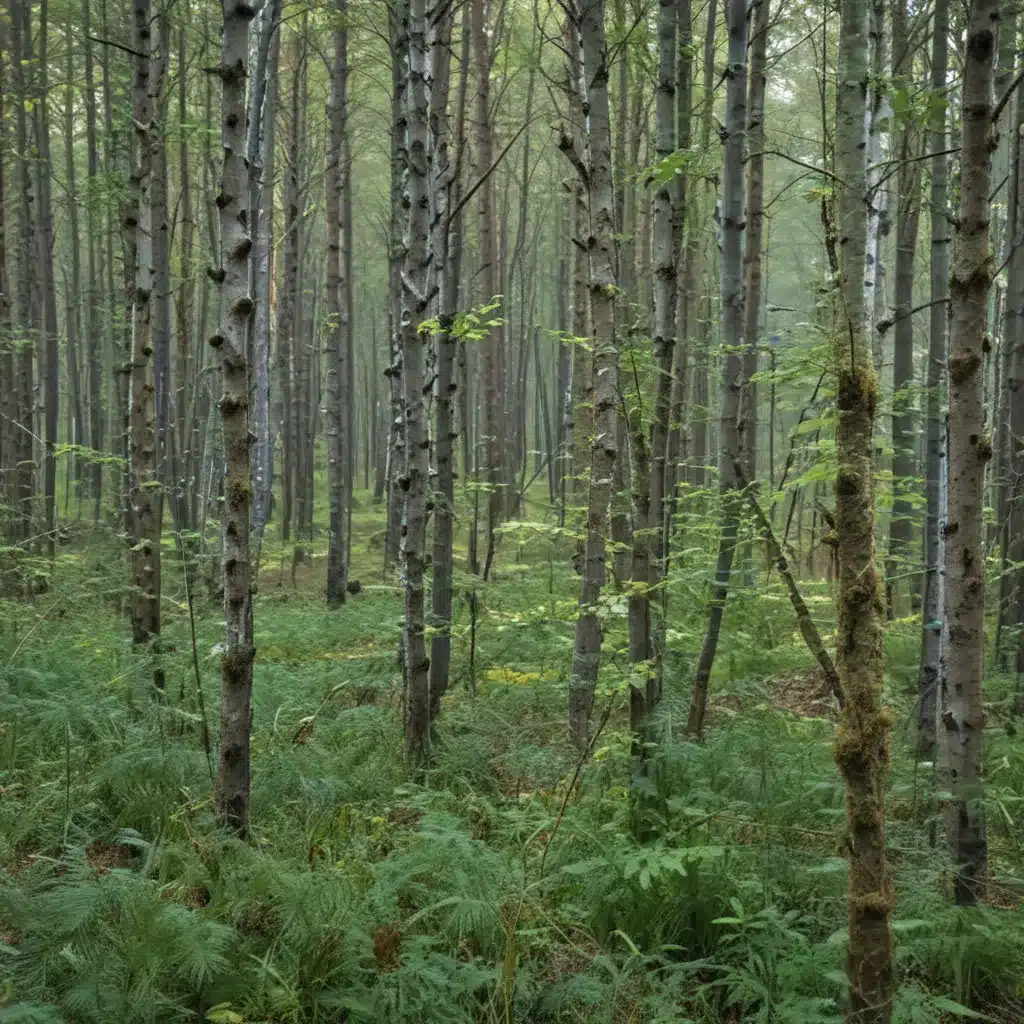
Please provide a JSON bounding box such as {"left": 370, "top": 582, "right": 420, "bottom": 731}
{"left": 1, "top": 489, "right": 1023, "bottom": 1023}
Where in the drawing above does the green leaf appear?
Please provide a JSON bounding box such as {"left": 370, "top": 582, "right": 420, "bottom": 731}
{"left": 930, "top": 996, "right": 992, "bottom": 1020}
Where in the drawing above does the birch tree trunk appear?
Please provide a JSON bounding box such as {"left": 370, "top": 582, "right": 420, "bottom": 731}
{"left": 939, "top": 0, "right": 996, "bottom": 906}
{"left": 428, "top": 0, "right": 462, "bottom": 718}
{"left": 212, "top": 0, "right": 257, "bottom": 837}
{"left": 385, "top": 2, "right": 409, "bottom": 571}
{"left": 567, "top": 0, "right": 618, "bottom": 751}
{"left": 919, "top": 0, "right": 949, "bottom": 758}
{"left": 402, "top": 0, "right": 432, "bottom": 763}
{"left": 326, "top": 4, "right": 350, "bottom": 607}
{"left": 127, "top": 0, "right": 164, "bottom": 691}
{"left": 685, "top": 0, "right": 748, "bottom": 739}
{"left": 834, "top": 0, "right": 893, "bottom": 1016}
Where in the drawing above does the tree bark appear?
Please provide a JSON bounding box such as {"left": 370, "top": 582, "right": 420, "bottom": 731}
{"left": 567, "top": 0, "right": 619, "bottom": 752}
{"left": 472, "top": 0, "right": 504, "bottom": 580}
{"left": 402, "top": 0, "right": 432, "bottom": 763}
{"left": 834, "top": 0, "right": 894, "bottom": 1017}
{"left": 686, "top": 0, "right": 748, "bottom": 739}
{"left": 887, "top": 0, "right": 922, "bottom": 618}
{"left": 939, "top": 0, "right": 996, "bottom": 906}
{"left": 919, "top": 0, "right": 949, "bottom": 758}
{"left": 326, "top": 2, "right": 351, "bottom": 607}
{"left": 127, "top": 0, "right": 164, "bottom": 691}
{"left": 212, "top": 0, "right": 257, "bottom": 838}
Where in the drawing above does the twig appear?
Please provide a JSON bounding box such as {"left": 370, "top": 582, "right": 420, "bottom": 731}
{"left": 86, "top": 34, "right": 148, "bottom": 59}
{"left": 538, "top": 692, "right": 617, "bottom": 877}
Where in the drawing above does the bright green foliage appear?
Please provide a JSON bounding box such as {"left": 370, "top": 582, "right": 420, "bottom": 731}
{"left": 1, "top": 494, "right": 1023, "bottom": 1023}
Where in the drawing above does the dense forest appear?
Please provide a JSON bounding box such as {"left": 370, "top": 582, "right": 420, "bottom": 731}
{"left": 1, "top": 0, "right": 1023, "bottom": 1020}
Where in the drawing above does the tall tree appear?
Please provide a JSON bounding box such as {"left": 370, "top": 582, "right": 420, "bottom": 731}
{"left": 212, "top": 0, "right": 257, "bottom": 836}
{"left": 939, "top": 0, "right": 996, "bottom": 906}
{"left": 401, "top": 0, "right": 432, "bottom": 762}
{"left": 326, "top": 1, "right": 351, "bottom": 607}
{"left": 834, "top": 0, "right": 894, "bottom": 1017}
{"left": 127, "top": 0, "right": 164, "bottom": 691}
{"left": 472, "top": 0, "right": 504, "bottom": 578}
{"left": 566, "top": 0, "right": 619, "bottom": 751}
{"left": 686, "top": 0, "right": 748, "bottom": 738}
{"left": 919, "top": 0, "right": 949, "bottom": 758}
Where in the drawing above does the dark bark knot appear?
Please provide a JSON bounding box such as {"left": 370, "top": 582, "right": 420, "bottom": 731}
{"left": 967, "top": 27, "right": 994, "bottom": 63}
{"left": 948, "top": 350, "right": 982, "bottom": 386}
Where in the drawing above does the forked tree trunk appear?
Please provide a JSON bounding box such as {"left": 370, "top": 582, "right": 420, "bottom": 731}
{"left": 402, "top": 0, "right": 432, "bottom": 763}
{"left": 919, "top": 0, "right": 949, "bottom": 758}
{"left": 685, "top": 0, "right": 748, "bottom": 738}
{"left": 834, "top": 0, "right": 893, "bottom": 1017}
{"left": 326, "top": 5, "right": 350, "bottom": 607}
{"left": 567, "top": 0, "right": 618, "bottom": 751}
{"left": 212, "top": 0, "right": 257, "bottom": 837}
{"left": 127, "top": 0, "right": 164, "bottom": 692}
{"left": 939, "top": 0, "right": 996, "bottom": 906}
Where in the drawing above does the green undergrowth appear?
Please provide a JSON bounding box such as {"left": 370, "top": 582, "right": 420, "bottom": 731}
{"left": 1, "top": 493, "right": 1023, "bottom": 1023}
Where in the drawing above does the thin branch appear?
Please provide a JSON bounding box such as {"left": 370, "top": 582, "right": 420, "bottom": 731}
{"left": 993, "top": 64, "right": 1024, "bottom": 124}
{"left": 752, "top": 149, "right": 843, "bottom": 183}
{"left": 446, "top": 117, "right": 533, "bottom": 228}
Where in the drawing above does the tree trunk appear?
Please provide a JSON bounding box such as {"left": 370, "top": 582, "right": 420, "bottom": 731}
{"left": 127, "top": 0, "right": 164, "bottom": 692}
{"left": 429, "top": 0, "right": 465, "bottom": 718}
{"left": 919, "top": 0, "right": 949, "bottom": 758}
{"left": 939, "top": 0, "right": 996, "bottom": 906}
{"left": 326, "top": 3, "right": 350, "bottom": 607}
{"left": 834, "top": 0, "right": 894, "bottom": 1017}
{"left": 402, "top": 0, "right": 432, "bottom": 763}
{"left": 472, "top": 0, "right": 504, "bottom": 580}
{"left": 567, "top": 0, "right": 618, "bottom": 752}
{"left": 685, "top": 0, "right": 748, "bottom": 739}
{"left": 249, "top": 0, "right": 282, "bottom": 562}
{"left": 887, "top": 0, "right": 922, "bottom": 618}
{"left": 212, "top": 0, "right": 257, "bottom": 838}
{"left": 385, "top": 2, "right": 409, "bottom": 571}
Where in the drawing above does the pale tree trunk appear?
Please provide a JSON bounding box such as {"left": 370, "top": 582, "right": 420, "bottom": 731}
{"left": 402, "top": 0, "right": 432, "bottom": 763}
{"left": 685, "top": 0, "right": 747, "bottom": 739}
{"left": 326, "top": 3, "right": 350, "bottom": 607}
{"left": 276, "top": 26, "right": 303, "bottom": 544}
{"left": 566, "top": 0, "right": 618, "bottom": 752}
{"left": 82, "top": 3, "right": 104, "bottom": 520}
{"left": 665, "top": 0, "right": 693, "bottom": 506}
{"left": 0, "top": 47, "right": 11, "bottom": 539}
{"left": 472, "top": 0, "right": 504, "bottom": 580}
{"left": 741, "top": 0, "right": 769, "bottom": 489}
{"left": 630, "top": 0, "right": 678, "bottom": 730}
{"left": 36, "top": 0, "right": 58, "bottom": 558}
{"left": 249, "top": 0, "right": 282, "bottom": 562}
{"left": 127, "top": 0, "right": 164, "bottom": 692}
{"left": 428, "top": 0, "right": 462, "bottom": 718}
{"left": 864, "top": 0, "right": 887, "bottom": 372}
{"left": 212, "top": 0, "right": 257, "bottom": 838}
{"left": 566, "top": 17, "right": 591, "bottom": 513}
{"left": 919, "top": 0, "right": 949, "bottom": 757}
{"left": 385, "top": 2, "right": 409, "bottom": 571}
{"left": 886, "top": 0, "right": 922, "bottom": 618}
{"left": 834, "top": 0, "right": 893, "bottom": 1017}
{"left": 686, "top": 0, "right": 717, "bottom": 489}
{"left": 939, "top": 0, "right": 996, "bottom": 906}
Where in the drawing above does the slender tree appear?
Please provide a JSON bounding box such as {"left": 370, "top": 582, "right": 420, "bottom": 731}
{"left": 686, "top": 0, "right": 748, "bottom": 738}
{"left": 565, "top": 0, "right": 618, "bottom": 751}
{"left": 939, "top": 0, "right": 996, "bottom": 906}
{"left": 212, "top": 0, "right": 257, "bottom": 836}
{"left": 834, "top": 0, "right": 894, "bottom": 1017}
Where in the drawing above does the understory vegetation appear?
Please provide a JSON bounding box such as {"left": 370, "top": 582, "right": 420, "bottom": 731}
{"left": 2, "top": 492, "right": 1022, "bottom": 1024}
